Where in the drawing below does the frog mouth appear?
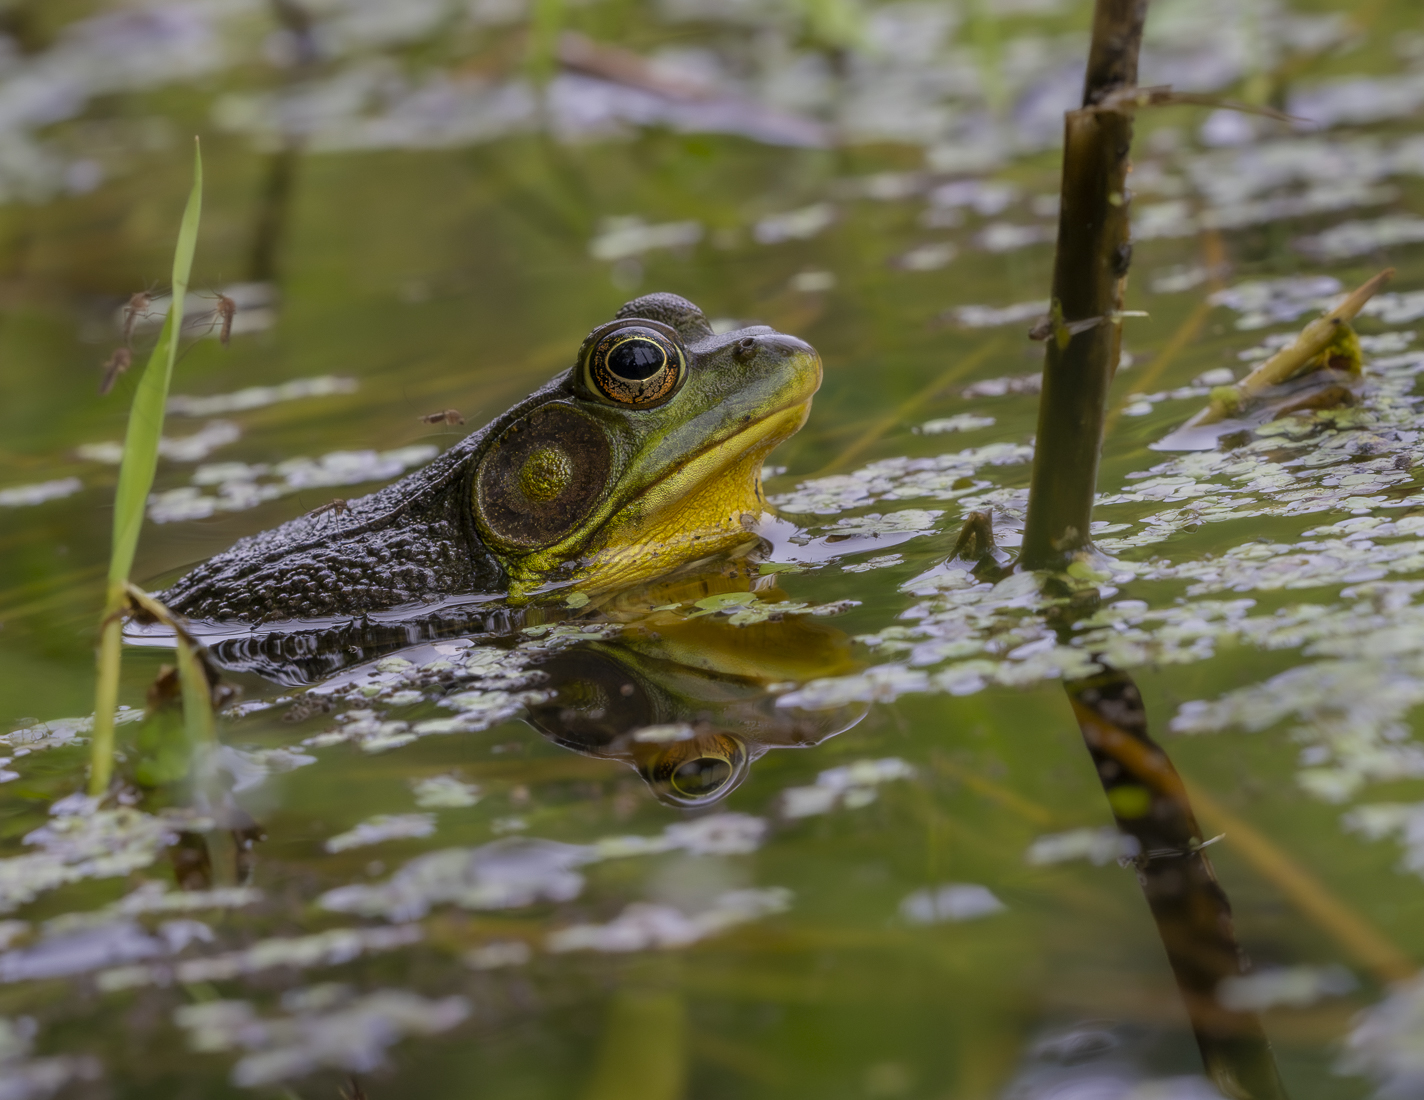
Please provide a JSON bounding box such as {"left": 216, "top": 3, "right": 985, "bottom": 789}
{"left": 640, "top": 396, "right": 812, "bottom": 512}
{"left": 635, "top": 339, "right": 823, "bottom": 509}
{"left": 589, "top": 396, "right": 808, "bottom": 555}
{"left": 687, "top": 399, "right": 809, "bottom": 476}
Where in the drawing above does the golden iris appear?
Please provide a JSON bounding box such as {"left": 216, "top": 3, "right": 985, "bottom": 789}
{"left": 588, "top": 326, "right": 683, "bottom": 407}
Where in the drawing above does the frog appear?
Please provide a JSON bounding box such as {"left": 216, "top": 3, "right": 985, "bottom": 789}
{"left": 160, "top": 293, "right": 821, "bottom": 624}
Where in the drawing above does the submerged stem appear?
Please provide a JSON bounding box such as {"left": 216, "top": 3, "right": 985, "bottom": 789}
{"left": 1066, "top": 666, "right": 1289, "bottom": 1100}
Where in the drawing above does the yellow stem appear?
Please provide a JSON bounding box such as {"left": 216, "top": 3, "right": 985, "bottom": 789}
{"left": 126, "top": 582, "right": 216, "bottom": 746}
{"left": 173, "top": 635, "right": 217, "bottom": 745}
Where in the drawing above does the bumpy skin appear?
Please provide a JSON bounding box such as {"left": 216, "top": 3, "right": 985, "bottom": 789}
{"left": 158, "top": 435, "right": 508, "bottom": 623}
{"left": 161, "top": 293, "right": 814, "bottom": 624}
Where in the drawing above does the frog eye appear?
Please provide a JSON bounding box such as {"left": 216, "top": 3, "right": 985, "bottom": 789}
{"left": 585, "top": 325, "right": 685, "bottom": 407}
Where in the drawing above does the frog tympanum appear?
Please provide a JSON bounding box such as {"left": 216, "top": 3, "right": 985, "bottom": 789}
{"left": 161, "top": 293, "right": 821, "bottom": 623}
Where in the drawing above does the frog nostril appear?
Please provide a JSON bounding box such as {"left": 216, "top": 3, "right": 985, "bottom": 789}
{"left": 733, "top": 337, "right": 758, "bottom": 362}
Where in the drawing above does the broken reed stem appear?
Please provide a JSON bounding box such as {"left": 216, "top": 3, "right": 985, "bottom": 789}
{"left": 125, "top": 583, "right": 217, "bottom": 749}
{"left": 1190, "top": 268, "right": 1394, "bottom": 427}
{"left": 1020, "top": 0, "right": 1146, "bottom": 570}
{"left": 89, "top": 139, "right": 204, "bottom": 796}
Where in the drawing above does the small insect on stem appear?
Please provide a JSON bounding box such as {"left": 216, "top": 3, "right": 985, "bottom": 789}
{"left": 205, "top": 292, "right": 237, "bottom": 346}
{"left": 309, "top": 498, "right": 350, "bottom": 519}
{"left": 121, "top": 290, "right": 154, "bottom": 345}
{"left": 419, "top": 409, "right": 465, "bottom": 425}
{"left": 99, "top": 347, "right": 133, "bottom": 396}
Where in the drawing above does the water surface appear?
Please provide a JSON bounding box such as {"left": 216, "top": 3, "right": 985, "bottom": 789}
{"left": 2, "top": 0, "right": 1423, "bottom": 1096}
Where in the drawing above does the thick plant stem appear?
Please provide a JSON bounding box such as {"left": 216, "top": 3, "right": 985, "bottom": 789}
{"left": 1020, "top": 0, "right": 1146, "bottom": 569}
{"left": 1083, "top": 0, "right": 1148, "bottom": 105}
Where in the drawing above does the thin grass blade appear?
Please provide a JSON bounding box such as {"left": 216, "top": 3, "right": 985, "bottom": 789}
{"left": 107, "top": 139, "right": 204, "bottom": 594}
{"left": 89, "top": 138, "right": 203, "bottom": 796}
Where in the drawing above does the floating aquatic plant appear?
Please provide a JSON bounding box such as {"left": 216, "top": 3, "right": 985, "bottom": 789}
{"left": 174, "top": 986, "right": 468, "bottom": 1088}
{"left": 899, "top": 884, "right": 1006, "bottom": 924}
{"left": 547, "top": 888, "right": 791, "bottom": 952}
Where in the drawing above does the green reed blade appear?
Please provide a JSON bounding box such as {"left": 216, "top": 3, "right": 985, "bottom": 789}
{"left": 89, "top": 139, "right": 203, "bottom": 797}
{"left": 525, "top": 0, "right": 564, "bottom": 82}
{"left": 107, "top": 140, "right": 204, "bottom": 595}
{"left": 580, "top": 989, "right": 686, "bottom": 1100}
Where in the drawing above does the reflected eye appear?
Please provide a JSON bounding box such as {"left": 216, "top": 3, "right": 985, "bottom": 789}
{"left": 670, "top": 756, "right": 732, "bottom": 798}
{"left": 638, "top": 731, "right": 748, "bottom": 808}
{"left": 586, "top": 326, "right": 685, "bottom": 407}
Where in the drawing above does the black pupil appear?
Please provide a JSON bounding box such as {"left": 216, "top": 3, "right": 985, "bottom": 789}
{"left": 672, "top": 757, "right": 731, "bottom": 795}
{"left": 608, "top": 339, "right": 665, "bottom": 381}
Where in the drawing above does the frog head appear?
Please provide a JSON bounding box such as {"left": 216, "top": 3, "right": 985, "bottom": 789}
{"left": 473, "top": 292, "right": 821, "bottom": 596}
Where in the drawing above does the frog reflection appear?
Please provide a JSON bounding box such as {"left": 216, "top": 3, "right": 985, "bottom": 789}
{"left": 524, "top": 614, "right": 866, "bottom": 807}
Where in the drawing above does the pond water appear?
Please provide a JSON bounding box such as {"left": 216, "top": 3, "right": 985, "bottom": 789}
{"left": 2, "top": 0, "right": 1424, "bottom": 1097}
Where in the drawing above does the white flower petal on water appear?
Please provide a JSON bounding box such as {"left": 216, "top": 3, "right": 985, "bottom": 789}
{"left": 465, "top": 941, "right": 531, "bottom": 969}
{"left": 319, "top": 839, "right": 594, "bottom": 921}
{"left": 411, "top": 775, "right": 480, "bottom": 809}
{"left": 173, "top": 987, "right": 467, "bottom": 1087}
{"left": 1025, "top": 827, "right": 1139, "bottom": 867}
{"left": 0, "top": 478, "right": 83, "bottom": 508}
{"left": 1338, "top": 972, "right": 1424, "bottom": 1098}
